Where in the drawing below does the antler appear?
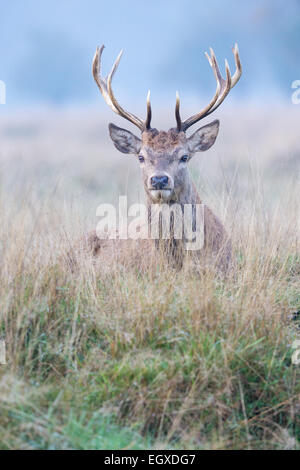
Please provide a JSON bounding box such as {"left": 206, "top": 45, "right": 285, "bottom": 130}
{"left": 92, "top": 45, "right": 152, "bottom": 132}
{"left": 176, "top": 43, "right": 242, "bottom": 132}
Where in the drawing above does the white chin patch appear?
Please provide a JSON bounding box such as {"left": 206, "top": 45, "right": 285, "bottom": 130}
{"left": 149, "top": 189, "right": 172, "bottom": 202}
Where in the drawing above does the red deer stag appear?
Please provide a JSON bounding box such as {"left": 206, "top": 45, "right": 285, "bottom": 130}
{"left": 85, "top": 44, "right": 242, "bottom": 272}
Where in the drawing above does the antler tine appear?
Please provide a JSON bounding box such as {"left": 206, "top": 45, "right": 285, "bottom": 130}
{"left": 93, "top": 45, "right": 151, "bottom": 132}
{"left": 179, "top": 47, "right": 222, "bottom": 131}
{"left": 203, "top": 56, "right": 232, "bottom": 117}
{"left": 207, "top": 47, "right": 223, "bottom": 88}
{"left": 92, "top": 46, "right": 119, "bottom": 114}
{"left": 106, "top": 50, "right": 145, "bottom": 130}
{"left": 231, "top": 43, "right": 242, "bottom": 87}
{"left": 175, "top": 91, "right": 182, "bottom": 131}
{"left": 178, "top": 44, "right": 242, "bottom": 132}
{"left": 92, "top": 45, "right": 103, "bottom": 91}
{"left": 145, "top": 90, "right": 152, "bottom": 130}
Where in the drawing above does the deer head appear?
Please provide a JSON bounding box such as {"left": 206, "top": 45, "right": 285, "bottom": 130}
{"left": 93, "top": 44, "right": 241, "bottom": 204}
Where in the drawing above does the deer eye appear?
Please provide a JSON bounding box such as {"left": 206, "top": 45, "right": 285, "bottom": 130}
{"left": 138, "top": 155, "right": 145, "bottom": 163}
{"left": 180, "top": 155, "right": 189, "bottom": 163}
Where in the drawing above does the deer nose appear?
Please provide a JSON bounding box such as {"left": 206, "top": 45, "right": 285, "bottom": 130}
{"left": 150, "top": 175, "right": 169, "bottom": 189}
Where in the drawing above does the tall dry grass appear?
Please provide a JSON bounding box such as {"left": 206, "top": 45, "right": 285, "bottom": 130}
{"left": 0, "top": 106, "right": 299, "bottom": 449}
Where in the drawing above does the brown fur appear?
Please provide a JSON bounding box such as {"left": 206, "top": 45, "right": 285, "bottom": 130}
{"left": 87, "top": 43, "right": 242, "bottom": 273}
{"left": 71, "top": 120, "right": 232, "bottom": 275}
{"left": 141, "top": 128, "right": 184, "bottom": 151}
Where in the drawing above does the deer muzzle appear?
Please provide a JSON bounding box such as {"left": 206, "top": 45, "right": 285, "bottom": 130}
{"left": 148, "top": 173, "right": 174, "bottom": 202}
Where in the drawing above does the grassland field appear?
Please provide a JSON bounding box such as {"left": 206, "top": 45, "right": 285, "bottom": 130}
{"left": 0, "top": 105, "right": 300, "bottom": 449}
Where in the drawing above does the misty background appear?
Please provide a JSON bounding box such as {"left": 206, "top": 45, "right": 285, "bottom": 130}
{"left": 0, "top": 0, "right": 299, "bottom": 111}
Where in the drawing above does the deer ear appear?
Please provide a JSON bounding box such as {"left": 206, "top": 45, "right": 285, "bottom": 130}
{"left": 109, "top": 123, "right": 142, "bottom": 154}
{"left": 187, "top": 120, "right": 219, "bottom": 153}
